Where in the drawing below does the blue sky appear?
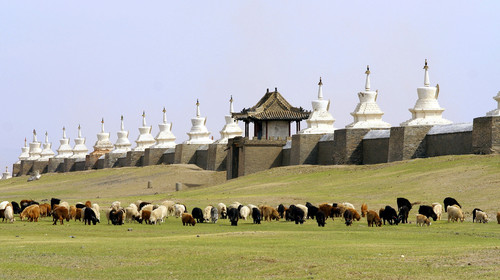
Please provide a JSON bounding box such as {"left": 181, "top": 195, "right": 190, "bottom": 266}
{"left": 1, "top": 2, "right": 499, "bottom": 172}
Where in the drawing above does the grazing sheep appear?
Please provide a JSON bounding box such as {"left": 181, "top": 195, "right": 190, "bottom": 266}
{"left": 217, "top": 203, "right": 227, "bottom": 219}
{"left": 318, "top": 203, "right": 334, "bottom": 220}
{"left": 367, "top": 210, "right": 382, "bottom": 227}
{"left": 418, "top": 205, "right": 438, "bottom": 221}
{"left": 111, "top": 201, "right": 121, "bottom": 211}
{"left": 290, "top": 205, "right": 305, "bottom": 225}
{"left": 85, "top": 201, "right": 92, "bottom": 208}
{"left": 174, "top": 204, "right": 186, "bottom": 218}
{"left": 75, "top": 208, "right": 83, "bottom": 221}
{"left": 239, "top": 206, "right": 251, "bottom": 221}
{"left": 92, "top": 204, "right": 100, "bottom": 223}
{"left": 295, "top": 204, "right": 308, "bottom": 221}
{"left": 228, "top": 208, "right": 239, "bottom": 226}
{"left": 11, "top": 201, "right": 21, "bottom": 214}
{"left": 69, "top": 205, "right": 77, "bottom": 220}
{"left": 162, "top": 200, "right": 175, "bottom": 217}
{"left": 52, "top": 206, "right": 70, "bottom": 225}
{"left": 443, "top": 197, "right": 461, "bottom": 212}
{"left": 432, "top": 203, "right": 442, "bottom": 220}
{"left": 305, "top": 202, "right": 319, "bottom": 219}
{"left": 59, "top": 202, "right": 70, "bottom": 216}
{"left": 332, "top": 203, "right": 346, "bottom": 217}
{"left": 191, "top": 207, "right": 204, "bottom": 223}
{"left": 416, "top": 214, "right": 431, "bottom": 226}
{"left": 343, "top": 209, "right": 354, "bottom": 226}
{"left": 260, "top": 206, "right": 280, "bottom": 222}
{"left": 109, "top": 208, "right": 125, "bottom": 225}
{"left": 20, "top": 204, "right": 40, "bottom": 222}
{"left": 0, "top": 201, "right": 9, "bottom": 210}
{"left": 475, "top": 211, "right": 488, "bottom": 223}
{"left": 181, "top": 213, "right": 196, "bottom": 226}
{"left": 472, "top": 208, "right": 484, "bottom": 223}
{"left": 39, "top": 203, "right": 51, "bottom": 217}
{"left": 447, "top": 205, "right": 464, "bottom": 222}
{"left": 125, "top": 204, "right": 139, "bottom": 223}
{"left": 379, "top": 206, "right": 399, "bottom": 225}
{"left": 4, "top": 206, "right": 14, "bottom": 223}
{"left": 278, "top": 204, "right": 286, "bottom": 219}
{"left": 228, "top": 202, "right": 241, "bottom": 210}
{"left": 50, "top": 198, "right": 61, "bottom": 212}
{"left": 139, "top": 202, "right": 151, "bottom": 210}
{"left": 315, "top": 210, "right": 326, "bottom": 227}
{"left": 398, "top": 205, "right": 410, "bottom": 224}
{"left": 210, "top": 206, "right": 218, "bottom": 223}
{"left": 150, "top": 205, "right": 168, "bottom": 225}
{"left": 247, "top": 204, "right": 258, "bottom": 211}
{"left": 84, "top": 207, "right": 98, "bottom": 225}
{"left": 203, "top": 206, "right": 213, "bottom": 223}
{"left": 251, "top": 207, "right": 261, "bottom": 224}
{"left": 361, "top": 203, "right": 368, "bottom": 218}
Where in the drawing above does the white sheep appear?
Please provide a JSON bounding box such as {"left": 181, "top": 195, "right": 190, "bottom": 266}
{"left": 125, "top": 204, "right": 139, "bottom": 222}
{"left": 432, "top": 203, "right": 442, "bottom": 220}
{"left": 162, "top": 200, "right": 175, "bottom": 217}
{"left": 239, "top": 205, "right": 250, "bottom": 220}
{"left": 150, "top": 205, "right": 168, "bottom": 225}
{"left": 217, "top": 203, "right": 227, "bottom": 219}
{"left": 342, "top": 202, "right": 355, "bottom": 210}
{"left": 174, "top": 204, "right": 185, "bottom": 218}
{"left": 475, "top": 211, "right": 489, "bottom": 223}
{"left": 4, "top": 205, "right": 14, "bottom": 223}
{"left": 92, "top": 203, "right": 100, "bottom": 222}
{"left": 203, "top": 206, "right": 213, "bottom": 222}
{"left": 0, "top": 201, "right": 9, "bottom": 210}
{"left": 296, "top": 204, "right": 309, "bottom": 219}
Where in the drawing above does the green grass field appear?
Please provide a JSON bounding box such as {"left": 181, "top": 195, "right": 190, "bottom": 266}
{"left": 0, "top": 155, "right": 499, "bottom": 279}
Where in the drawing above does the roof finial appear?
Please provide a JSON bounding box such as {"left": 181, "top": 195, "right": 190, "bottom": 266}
{"left": 266, "top": 88, "right": 269, "bottom": 93}
{"left": 101, "top": 118, "right": 105, "bottom": 133}
{"left": 318, "top": 77, "right": 323, "bottom": 100}
{"left": 162, "top": 107, "right": 167, "bottom": 123}
{"left": 45, "top": 131, "right": 49, "bottom": 143}
{"left": 142, "top": 111, "right": 147, "bottom": 126}
{"left": 120, "top": 115, "right": 125, "bottom": 131}
{"left": 365, "top": 65, "right": 371, "bottom": 91}
{"left": 196, "top": 99, "right": 201, "bottom": 117}
{"left": 229, "top": 95, "right": 234, "bottom": 114}
{"left": 33, "top": 129, "right": 37, "bottom": 142}
{"left": 62, "top": 126, "right": 67, "bottom": 139}
{"left": 24, "top": 137, "right": 27, "bottom": 147}
{"left": 275, "top": 87, "right": 278, "bottom": 92}
{"left": 78, "top": 124, "right": 82, "bottom": 138}
{"left": 423, "top": 59, "right": 430, "bottom": 86}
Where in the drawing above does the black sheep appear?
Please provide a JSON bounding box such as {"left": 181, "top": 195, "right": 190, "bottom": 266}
{"left": 398, "top": 205, "right": 410, "bottom": 224}
{"left": 109, "top": 209, "right": 124, "bottom": 225}
{"left": 252, "top": 208, "right": 261, "bottom": 224}
{"left": 343, "top": 209, "right": 354, "bottom": 226}
{"left": 443, "top": 197, "right": 461, "bottom": 212}
{"left": 138, "top": 202, "right": 151, "bottom": 210}
{"left": 305, "top": 202, "right": 319, "bottom": 219}
{"left": 228, "top": 208, "right": 239, "bottom": 226}
{"left": 316, "top": 210, "right": 326, "bottom": 227}
{"left": 291, "top": 206, "right": 305, "bottom": 225}
{"left": 84, "top": 207, "right": 98, "bottom": 225}
{"left": 191, "top": 207, "right": 204, "bottom": 223}
{"left": 50, "top": 198, "right": 61, "bottom": 211}
{"left": 10, "top": 201, "right": 21, "bottom": 214}
{"left": 277, "top": 204, "right": 285, "bottom": 219}
{"left": 418, "top": 205, "right": 438, "bottom": 221}
{"left": 380, "top": 206, "right": 399, "bottom": 225}
{"left": 397, "top": 197, "right": 413, "bottom": 211}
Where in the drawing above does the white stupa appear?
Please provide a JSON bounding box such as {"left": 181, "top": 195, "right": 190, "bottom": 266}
{"left": 185, "top": 99, "right": 213, "bottom": 144}
{"left": 152, "top": 107, "right": 176, "bottom": 148}
{"left": 299, "top": 78, "right": 336, "bottom": 134}
{"left": 133, "top": 111, "right": 156, "bottom": 151}
{"left": 27, "top": 129, "right": 42, "bottom": 160}
{"left": 486, "top": 91, "right": 500, "bottom": 116}
{"left": 110, "top": 116, "right": 132, "bottom": 154}
{"left": 16, "top": 138, "right": 30, "bottom": 164}
{"left": 55, "top": 127, "right": 73, "bottom": 158}
{"left": 70, "top": 125, "right": 89, "bottom": 160}
{"left": 216, "top": 96, "right": 243, "bottom": 144}
{"left": 1, "top": 167, "right": 12, "bottom": 180}
{"left": 92, "top": 118, "right": 114, "bottom": 153}
{"left": 39, "top": 132, "right": 55, "bottom": 161}
{"left": 346, "top": 66, "right": 391, "bottom": 129}
{"left": 401, "top": 60, "right": 452, "bottom": 126}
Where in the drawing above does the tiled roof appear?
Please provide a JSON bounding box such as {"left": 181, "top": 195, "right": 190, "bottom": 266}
{"left": 233, "top": 89, "right": 310, "bottom": 121}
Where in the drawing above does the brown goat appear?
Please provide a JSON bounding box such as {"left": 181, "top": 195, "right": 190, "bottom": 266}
{"left": 85, "top": 201, "right": 92, "bottom": 208}
{"left": 181, "top": 213, "right": 196, "bottom": 226}
{"left": 367, "top": 210, "right": 382, "bottom": 227}
{"left": 52, "top": 206, "right": 70, "bottom": 225}
{"left": 141, "top": 210, "right": 151, "bottom": 224}
{"left": 39, "top": 203, "right": 51, "bottom": 217}
{"left": 69, "top": 205, "right": 77, "bottom": 220}
{"left": 261, "top": 206, "right": 280, "bottom": 222}
{"left": 319, "top": 203, "right": 334, "bottom": 220}
{"left": 75, "top": 208, "right": 83, "bottom": 221}
{"left": 20, "top": 205, "right": 40, "bottom": 222}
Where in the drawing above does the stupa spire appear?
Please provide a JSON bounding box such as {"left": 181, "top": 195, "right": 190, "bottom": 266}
{"left": 78, "top": 124, "right": 82, "bottom": 138}
{"left": 318, "top": 77, "right": 323, "bottom": 100}
{"left": 33, "top": 129, "right": 37, "bottom": 142}
{"left": 162, "top": 107, "right": 167, "bottom": 123}
{"left": 229, "top": 96, "right": 234, "bottom": 114}
{"left": 424, "top": 59, "right": 430, "bottom": 87}
{"left": 24, "top": 137, "right": 27, "bottom": 147}
{"left": 142, "top": 111, "right": 147, "bottom": 127}
{"left": 120, "top": 115, "right": 124, "bottom": 131}
{"left": 196, "top": 99, "right": 201, "bottom": 117}
{"left": 365, "top": 65, "right": 371, "bottom": 91}
{"left": 101, "top": 118, "right": 105, "bottom": 133}
{"left": 62, "top": 126, "right": 67, "bottom": 139}
{"left": 44, "top": 131, "right": 48, "bottom": 143}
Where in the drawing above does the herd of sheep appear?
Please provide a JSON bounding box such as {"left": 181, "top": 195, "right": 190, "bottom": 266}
{"left": 1, "top": 196, "right": 499, "bottom": 228}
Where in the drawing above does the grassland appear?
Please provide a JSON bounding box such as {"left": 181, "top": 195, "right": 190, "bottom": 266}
{"left": 0, "top": 155, "right": 499, "bottom": 279}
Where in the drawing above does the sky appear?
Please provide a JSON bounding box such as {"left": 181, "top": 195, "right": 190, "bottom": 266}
{"left": 1, "top": 1, "right": 499, "bottom": 173}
